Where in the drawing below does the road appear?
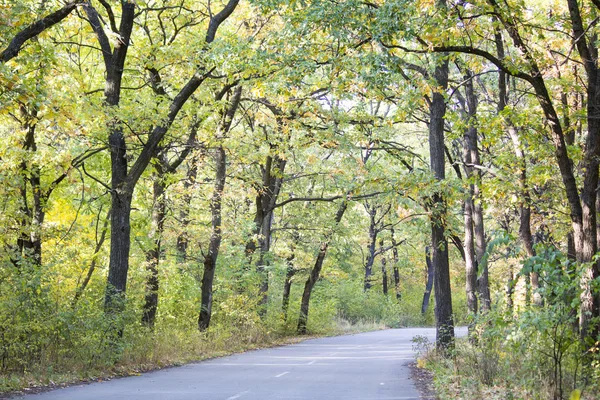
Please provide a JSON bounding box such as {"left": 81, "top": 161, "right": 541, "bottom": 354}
{"left": 16, "top": 327, "right": 466, "bottom": 400}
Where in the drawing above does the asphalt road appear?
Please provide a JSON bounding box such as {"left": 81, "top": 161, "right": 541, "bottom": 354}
{"left": 17, "top": 327, "right": 466, "bottom": 400}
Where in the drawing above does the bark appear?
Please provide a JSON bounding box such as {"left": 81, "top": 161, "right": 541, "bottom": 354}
{"left": 460, "top": 78, "right": 477, "bottom": 318}
{"left": 281, "top": 242, "right": 297, "bottom": 321}
{"left": 380, "top": 240, "right": 388, "bottom": 296}
{"left": 176, "top": 160, "right": 198, "bottom": 262}
{"left": 298, "top": 201, "right": 348, "bottom": 334}
{"left": 463, "top": 195, "right": 478, "bottom": 316}
{"left": 142, "top": 169, "right": 167, "bottom": 328}
{"left": 495, "top": 32, "right": 542, "bottom": 306}
{"left": 506, "top": 265, "right": 514, "bottom": 312}
{"left": 0, "top": 1, "right": 81, "bottom": 63}
{"left": 90, "top": 0, "right": 240, "bottom": 315}
{"left": 251, "top": 154, "right": 287, "bottom": 307}
{"left": 496, "top": 0, "right": 599, "bottom": 337}
{"left": 16, "top": 116, "right": 43, "bottom": 268}
{"left": 421, "top": 246, "right": 434, "bottom": 315}
{"left": 390, "top": 227, "right": 401, "bottom": 300}
{"left": 428, "top": 48, "right": 454, "bottom": 349}
{"left": 363, "top": 205, "right": 378, "bottom": 291}
{"left": 197, "top": 86, "right": 242, "bottom": 331}
{"left": 198, "top": 145, "right": 226, "bottom": 331}
{"left": 463, "top": 71, "right": 490, "bottom": 312}
{"left": 141, "top": 122, "right": 197, "bottom": 327}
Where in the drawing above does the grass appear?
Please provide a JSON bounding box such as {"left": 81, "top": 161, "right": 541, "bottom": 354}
{"left": 418, "top": 337, "right": 600, "bottom": 400}
{"left": 0, "top": 317, "right": 388, "bottom": 397}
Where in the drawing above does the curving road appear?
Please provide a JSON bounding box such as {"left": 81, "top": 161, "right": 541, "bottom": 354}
{"left": 16, "top": 327, "right": 466, "bottom": 400}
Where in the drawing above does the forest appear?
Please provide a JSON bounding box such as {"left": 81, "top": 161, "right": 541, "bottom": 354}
{"left": 1, "top": 0, "right": 600, "bottom": 398}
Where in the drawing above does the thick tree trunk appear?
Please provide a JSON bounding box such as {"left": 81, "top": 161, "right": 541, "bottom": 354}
{"left": 15, "top": 118, "right": 44, "bottom": 269}
{"left": 98, "top": 1, "right": 135, "bottom": 316}
{"left": 254, "top": 155, "right": 287, "bottom": 307}
{"left": 492, "top": 0, "right": 598, "bottom": 338}
{"left": 105, "top": 130, "right": 132, "bottom": 315}
{"left": 421, "top": 246, "right": 434, "bottom": 315}
{"left": 142, "top": 174, "right": 167, "bottom": 328}
{"left": 428, "top": 48, "right": 454, "bottom": 349}
{"left": 198, "top": 146, "right": 226, "bottom": 331}
{"left": 461, "top": 84, "right": 478, "bottom": 318}
{"left": 463, "top": 71, "right": 490, "bottom": 313}
{"left": 298, "top": 201, "right": 347, "bottom": 334}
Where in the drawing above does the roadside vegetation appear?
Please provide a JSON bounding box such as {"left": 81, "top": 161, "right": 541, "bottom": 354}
{"left": 2, "top": 0, "right": 600, "bottom": 398}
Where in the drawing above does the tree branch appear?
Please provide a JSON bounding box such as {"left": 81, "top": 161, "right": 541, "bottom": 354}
{"left": 0, "top": 1, "right": 83, "bottom": 63}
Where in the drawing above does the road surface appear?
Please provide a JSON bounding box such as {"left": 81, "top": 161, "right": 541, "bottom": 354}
{"left": 16, "top": 327, "right": 466, "bottom": 400}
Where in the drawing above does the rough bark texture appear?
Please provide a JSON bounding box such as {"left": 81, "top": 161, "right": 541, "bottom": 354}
{"left": 463, "top": 197, "right": 478, "bottom": 316}
{"left": 460, "top": 76, "right": 478, "bottom": 318}
{"left": 461, "top": 71, "right": 490, "bottom": 313}
{"left": 15, "top": 115, "right": 44, "bottom": 269}
{"left": 391, "top": 228, "right": 401, "bottom": 300}
{"left": 298, "top": 201, "right": 348, "bottom": 334}
{"left": 421, "top": 247, "right": 434, "bottom": 315}
{"left": 495, "top": 32, "right": 542, "bottom": 306}
{"left": 1, "top": 1, "right": 81, "bottom": 63}
{"left": 176, "top": 161, "right": 197, "bottom": 262}
{"left": 428, "top": 48, "right": 454, "bottom": 350}
{"left": 380, "top": 240, "right": 388, "bottom": 296}
{"left": 142, "top": 172, "right": 167, "bottom": 328}
{"left": 281, "top": 243, "right": 296, "bottom": 321}
{"left": 506, "top": 265, "right": 514, "bottom": 312}
{"left": 197, "top": 86, "right": 242, "bottom": 331}
{"left": 198, "top": 145, "right": 226, "bottom": 331}
{"left": 363, "top": 205, "right": 378, "bottom": 291}
{"left": 250, "top": 154, "right": 287, "bottom": 307}
{"left": 90, "top": 0, "right": 240, "bottom": 316}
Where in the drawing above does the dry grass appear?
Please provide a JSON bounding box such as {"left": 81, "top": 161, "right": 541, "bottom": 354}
{"left": 0, "top": 318, "right": 387, "bottom": 397}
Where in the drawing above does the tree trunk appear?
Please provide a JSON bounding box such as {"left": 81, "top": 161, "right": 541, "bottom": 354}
{"left": 380, "top": 240, "right": 388, "bottom": 296}
{"left": 497, "top": 47, "right": 541, "bottom": 305}
{"left": 428, "top": 46, "right": 454, "bottom": 350}
{"left": 176, "top": 160, "right": 197, "bottom": 262}
{"left": 142, "top": 173, "right": 167, "bottom": 328}
{"left": 461, "top": 88, "right": 478, "bottom": 318}
{"left": 98, "top": 1, "right": 135, "bottom": 316}
{"left": 363, "top": 206, "right": 378, "bottom": 291}
{"left": 463, "top": 70, "right": 490, "bottom": 313}
{"left": 198, "top": 145, "right": 226, "bottom": 331}
{"left": 197, "top": 86, "right": 241, "bottom": 331}
{"left": 255, "top": 155, "right": 287, "bottom": 307}
{"left": 506, "top": 265, "right": 514, "bottom": 312}
{"left": 15, "top": 116, "right": 44, "bottom": 269}
{"left": 105, "top": 129, "right": 132, "bottom": 316}
{"left": 391, "top": 227, "right": 401, "bottom": 300}
{"left": 298, "top": 201, "right": 347, "bottom": 334}
{"left": 281, "top": 245, "right": 296, "bottom": 321}
{"left": 421, "top": 246, "right": 434, "bottom": 315}
{"left": 463, "top": 198, "right": 478, "bottom": 316}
